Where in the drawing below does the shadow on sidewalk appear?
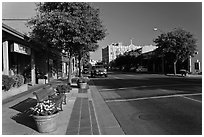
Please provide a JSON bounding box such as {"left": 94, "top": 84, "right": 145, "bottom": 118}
{"left": 9, "top": 98, "right": 38, "bottom": 131}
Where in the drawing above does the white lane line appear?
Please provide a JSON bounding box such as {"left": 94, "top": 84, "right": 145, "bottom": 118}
{"left": 105, "top": 93, "right": 202, "bottom": 103}
{"left": 112, "top": 76, "right": 124, "bottom": 79}
{"left": 182, "top": 96, "right": 202, "bottom": 103}
{"left": 100, "top": 84, "right": 200, "bottom": 91}
{"left": 125, "top": 75, "right": 135, "bottom": 77}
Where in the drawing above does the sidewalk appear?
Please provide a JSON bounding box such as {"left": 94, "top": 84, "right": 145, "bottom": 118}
{"left": 2, "top": 79, "right": 124, "bottom": 135}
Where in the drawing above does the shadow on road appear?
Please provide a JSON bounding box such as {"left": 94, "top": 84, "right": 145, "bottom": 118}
{"left": 89, "top": 76, "right": 202, "bottom": 100}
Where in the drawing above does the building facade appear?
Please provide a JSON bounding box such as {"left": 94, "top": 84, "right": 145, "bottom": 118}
{"left": 102, "top": 40, "right": 201, "bottom": 74}
{"left": 102, "top": 41, "right": 156, "bottom": 64}
{"left": 2, "top": 23, "right": 73, "bottom": 85}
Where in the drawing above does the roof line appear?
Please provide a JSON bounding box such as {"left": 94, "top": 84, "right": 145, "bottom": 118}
{"left": 2, "top": 23, "right": 26, "bottom": 39}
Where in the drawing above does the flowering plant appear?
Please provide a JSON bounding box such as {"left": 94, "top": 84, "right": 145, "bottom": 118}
{"left": 30, "top": 100, "right": 58, "bottom": 116}
{"left": 56, "top": 84, "right": 71, "bottom": 94}
{"left": 77, "top": 77, "right": 90, "bottom": 83}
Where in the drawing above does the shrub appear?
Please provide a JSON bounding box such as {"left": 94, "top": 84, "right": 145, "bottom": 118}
{"left": 12, "top": 74, "right": 24, "bottom": 87}
{"left": 2, "top": 75, "right": 15, "bottom": 91}
{"left": 77, "top": 77, "right": 90, "bottom": 83}
{"left": 56, "top": 84, "right": 70, "bottom": 93}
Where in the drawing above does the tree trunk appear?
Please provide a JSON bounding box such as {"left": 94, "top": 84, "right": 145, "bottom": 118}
{"left": 78, "top": 54, "right": 82, "bottom": 77}
{"left": 67, "top": 56, "right": 73, "bottom": 85}
{"left": 173, "top": 61, "right": 177, "bottom": 75}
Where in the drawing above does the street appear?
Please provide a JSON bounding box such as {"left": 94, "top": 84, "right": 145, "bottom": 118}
{"left": 89, "top": 72, "right": 202, "bottom": 135}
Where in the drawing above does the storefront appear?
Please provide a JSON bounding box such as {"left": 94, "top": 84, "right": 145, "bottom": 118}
{"left": 2, "top": 23, "right": 35, "bottom": 84}
{"left": 2, "top": 23, "right": 77, "bottom": 85}
{"left": 9, "top": 42, "right": 32, "bottom": 82}
{"left": 2, "top": 23, "right": 63, "bottom": 85}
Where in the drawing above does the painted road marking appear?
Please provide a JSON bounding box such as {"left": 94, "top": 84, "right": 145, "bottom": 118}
{"left": 112, "top": 76, "right": 124, "bottom": 79}
{"left": 100, "top": 84, "right": 200, "bottom": 91}
{"left": 105, "top": 93, "right": 202, "bottom": 103}
{"left": 182, "top": 96, "right": 202, "bottom": 103}
{"left": 125, "top": 75, "right": 136, "bottom": 77}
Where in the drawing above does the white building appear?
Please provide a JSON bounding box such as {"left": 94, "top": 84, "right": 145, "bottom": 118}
{"left": 102, "top": 40, "right": 157, "bottom": 63}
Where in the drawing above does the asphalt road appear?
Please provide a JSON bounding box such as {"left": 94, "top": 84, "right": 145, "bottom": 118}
{"left": 89, "top": 72, "right": 202, "bottom": 135}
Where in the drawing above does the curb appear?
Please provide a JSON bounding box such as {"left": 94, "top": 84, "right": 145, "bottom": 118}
{"left": 89, "top": 80, "right": 124, "bottom": 135}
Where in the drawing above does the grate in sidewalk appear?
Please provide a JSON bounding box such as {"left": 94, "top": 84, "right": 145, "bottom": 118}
{"left": 78, "top": 85, "right": 89, "bottom": 93}
{"left": 66, "top": 97, "right": 99, "bottom": 135}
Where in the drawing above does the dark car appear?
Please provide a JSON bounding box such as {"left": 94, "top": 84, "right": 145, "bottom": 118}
{"left": 91, "top": 65, "right": 107, "bottom": 77}
{"left": 82, "top": 68, "right": 89, "bottom": 74}
{"left": 180, "top": 69, "right": 188, "bottom": 76}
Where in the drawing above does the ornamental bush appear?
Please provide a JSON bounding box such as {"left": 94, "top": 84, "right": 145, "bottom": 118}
{"left": 77, "top": 77, "right": 90, "bottom": 83}
{"left": 12, "top": 74, "right": 24, "bottom": 87}
{"left": 2, "top": 75, "right": 15, "bottom": 91}
{"left": 56, "top": 84, "right": 71, "bottom": 93}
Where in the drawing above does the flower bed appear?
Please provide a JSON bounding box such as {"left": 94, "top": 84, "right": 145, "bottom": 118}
{"left": 56, "top": 84, "right": 71, "bottom": 94}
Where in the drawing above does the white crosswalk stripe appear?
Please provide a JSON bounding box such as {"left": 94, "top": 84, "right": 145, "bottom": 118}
{"left": 105, "top": 93, "right": 202, "bottom": 103}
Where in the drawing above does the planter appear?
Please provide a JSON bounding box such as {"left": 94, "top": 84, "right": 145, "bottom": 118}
{"left": 2, "top": 84, "right": 28, "bottom": 100}
{"left": 78, "top": 82, "right": 87, "bottom": 89}
{"left": 33, "top": 112, "right": 59, "bottom": 133}
{"left": 38, "top": 79, "right": 47, "bottom": 84}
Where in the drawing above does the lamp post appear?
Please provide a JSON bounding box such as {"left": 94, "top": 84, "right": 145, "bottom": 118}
{"left": 153, "top": 27, "right": 165, "bottom": 74}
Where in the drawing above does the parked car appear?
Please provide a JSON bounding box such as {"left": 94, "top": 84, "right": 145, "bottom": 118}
{"left": 180, "top": 69, "right": 188, "bottom": 76}
{"left": 82, "top": 68, "right": 89, "bottom": 74}
{"left": 129, "top": 67, "right": 137, "bottom": 72}
{"left": 136, "top": 66, "right": 148, "bottom": 72}
{"left": 91, "top": 65, "right": 107, "bottom": 77}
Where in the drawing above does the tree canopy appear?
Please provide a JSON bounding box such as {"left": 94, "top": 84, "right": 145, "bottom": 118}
{"left": 28, "top": 2, "right": 107, "bottom": 81}
{"left": 154, "top": 28, "right": 197, "bottom": 74}
{"left": 110, "top": 48, "right": 142, "bottom": 71}
{"left": 28, "top": 2, "right": 106, "bottom": 54}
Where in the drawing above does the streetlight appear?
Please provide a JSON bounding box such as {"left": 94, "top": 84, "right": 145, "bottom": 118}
{"left": 153, "top": 27, "right": 158, "bottom": 31}
{"left": 153, "top": 27, "right": 165, "bottom": 33}
{"left": 153, "top": 27, "right": 165, "bottom": 74}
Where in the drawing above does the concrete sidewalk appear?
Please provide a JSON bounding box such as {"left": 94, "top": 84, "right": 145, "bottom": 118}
{"left": 2, "top": 79, "right": 124, "bottom": 135}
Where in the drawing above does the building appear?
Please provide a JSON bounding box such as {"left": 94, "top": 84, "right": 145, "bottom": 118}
{"left": 102, "top": 40, "right": 157, "bottom": 64}
{"left": 2, "top": 23, "right": 73, "bottom": 85}
{"left": 102, "top": 41, "right": 141, "bottom": 63}
{"left": 135, "top": 47, "right": 201, "bottom": 74}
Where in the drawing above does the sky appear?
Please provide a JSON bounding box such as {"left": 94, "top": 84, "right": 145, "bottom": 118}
{"left": 2, "top": 2, "right": 202, "bottom": 63}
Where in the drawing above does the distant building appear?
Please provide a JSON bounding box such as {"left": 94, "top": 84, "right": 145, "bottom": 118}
{"left": 89, "top": 59, "right": 97, "bottom": 66}
{"left": 102, "top": 40, "right": 157, "bottom": 64}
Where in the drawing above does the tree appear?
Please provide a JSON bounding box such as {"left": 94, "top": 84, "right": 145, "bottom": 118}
{"left": 28, "top": 2, "right": 106, "bottom": 83}
{"left": 154, "top": 28, "right": 197, "bottom": 75}
{"left": 111, "top": 48, "right": 142, "bottom": 71}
